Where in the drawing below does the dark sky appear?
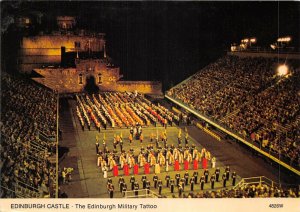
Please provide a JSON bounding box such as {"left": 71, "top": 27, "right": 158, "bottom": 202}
{"left": 1, "top": 1, "right": 300, "bottom": 90}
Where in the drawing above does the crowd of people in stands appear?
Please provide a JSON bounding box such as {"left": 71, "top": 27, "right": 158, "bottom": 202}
{"left": 76, "top": 92, "right": 180, "bottom": 131}
{"left": 167, "top": 55, "right": 300, "bottom": 167}
{"left": 178, "top": 184, "right": 299, "bottom": 198}
{"left": 1, "top": 73, "right": 57, "bottom": 198}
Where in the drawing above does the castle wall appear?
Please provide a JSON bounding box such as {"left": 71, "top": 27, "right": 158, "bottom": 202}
{"left": 33, "top": 68, "right": 162, "bottom": 95}
{"left": 19, "top": 35, "right": 105, "bottom": 73}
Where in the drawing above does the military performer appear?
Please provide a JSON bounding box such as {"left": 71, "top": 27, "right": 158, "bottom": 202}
{"left": 141, "top": 175, "right": 147, "bottom": 189}
{"left": 185, "top": 133, "right": 189, "bottom": 146}
{"left": 170, "top": 179, "right": 175, "bottom": 193}
{"left": 190, "top": 177, "right": 195, "bottom": 191}
{"left": 146, "top": 180, "right": 151, "bottom": 194}
{"left": 222, "top": 173, "right": 227, "bottom": 187}
{"left": 210, "top": 174, "right": 216, "bottom": 189}
{"left": 130, "top": 127, "right": 134, "bottom": 136}
{"left": 129, "top": 134, "right": 133, "bottom": 145}
{"left": 215, "top": 167, "right": 220, "bottom": 182}
{"left": 193, "top": 171, "right": 199, "bottom": 184}
{"left": 108, "top": 184, "right": 114, "bottom": 198}
{"left": 119, "top": 139, "right": 123, "bottom": 152}
{"left": 153, "top": 174, "right": 158, "bottom": 189}
{"left": 200, "top": 176, "right": 205, "bottom": 190}
{"left": 184, "top": 171, "right": 189, "bottom": 186}
{"left": 165, "top": 173, "right": 171, "bottom": 187}
{"left": 158, "top": 180, "right": 163, "bottom": 195}
{"left": 95, "top": 142, "right": 99, "bottom": 154}
{"left": 180, "top": 178, "right": 185, "bottom": 191}
{"left": 118, "top": 177, "right": 125, "bottom": 192}
{"left": 178, "top": 129, "right": 182, "bottom": 145}
{"left": 130, "top": 176, "right": 135, "bottom": 190}
{"left": 178, "top": 184, "right": 183, "bottom": 197}
{"left": 232, "top": 171, "right": 237, "bottom": 186}
{"left": 204, "top": 169, "right": 209, "bottom": 183}
{"left": 107, "top": 178, "right": 112, "bottom": 186}
{"left": 122, "top": 183, "right": 127, "bottom": 197}
{"left": 225, "top": 166, "right": 230, "bottom": 180}
{"left": 175, "top": 173, "right": 181, "bottom": 186}
{"left": 134, "top": 182, "right": 139, "bottom": 197}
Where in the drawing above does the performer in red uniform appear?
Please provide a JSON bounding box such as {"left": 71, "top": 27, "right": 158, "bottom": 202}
{"left": 193, "top": 159, "right": 198, "bottom": 170}
{"left": 174, "top": 160, "right": 180, "bottom": 171}
{"left": 144, "top": 163, "right": 150, "bottom": 174}
{"left": 134, "top": 164, "right": 139, "bottom": 175}
{"left": 202, "top": 157, "right": 207, "bottom": 169}
{"left": 123, "top": 163, "right": 129, "bottom": 176}
{"left": 113, "top": 165, "right": 118, "bottom": 177}
{"left": 184, "top": 160, "right": 189, "bottom": 170}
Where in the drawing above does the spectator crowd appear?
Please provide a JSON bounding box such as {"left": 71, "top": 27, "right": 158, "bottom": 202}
{"left": 178, "top": 184, "right": 299, "bottom": 198}
{"left": 1, "top": 72, "right": 57, "bottom": 198}
{"left": 167, "top": 55, "right": 300, "bottom": 167}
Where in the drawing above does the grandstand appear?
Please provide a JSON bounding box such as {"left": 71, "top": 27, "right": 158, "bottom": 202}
{"left": 1, "top": 73, "right": 57, "bottom": 198}
{"left": 166, "top": 54, "right": 300, "bottom": 174}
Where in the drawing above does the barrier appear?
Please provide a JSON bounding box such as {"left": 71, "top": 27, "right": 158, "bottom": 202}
{"left": 124, "top": 189, "right": 160, "bottom": 198}
{"left": 196, "top": 123, "right": 221, "bottom": 141}
{"left": 165, "top": 94, "right": 300, "bottom": 176}
{"left": 172, "top": 107, "right": 181, "bottom": 115}
{"left": 38, "top": 130, "right": 56, "bottom": 142}
{"left": 233, "top": 176, "right": 280, "bottom": 190}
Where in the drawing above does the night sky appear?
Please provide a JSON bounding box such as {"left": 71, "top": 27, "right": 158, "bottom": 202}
{"left": 1, "top": 1, "right": 300, "bottom": 90}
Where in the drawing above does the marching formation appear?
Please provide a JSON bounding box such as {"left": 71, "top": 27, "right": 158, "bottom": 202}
{"left": 76, "top": 92, "right": 180, "bottom": 131}
{"left": 96, "top": 128, "right": 217, "bottom": 177}
{"left": 105, "top": 166, "right": 238, "bottom": 198}
{"left": 91, "top": 125, "right": 241, "bottom": 198}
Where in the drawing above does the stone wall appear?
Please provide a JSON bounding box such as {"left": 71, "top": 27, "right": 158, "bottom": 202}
{"left": 19, "top": 35, "right": 105, "bottom": 73}
{"left": 32, "top": 68, "right": 162, "bottom": 95}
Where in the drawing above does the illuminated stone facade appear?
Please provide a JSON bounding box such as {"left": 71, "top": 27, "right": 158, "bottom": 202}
{"left": 56, "top": 16, "right": 76, "bottom": 30}
{"left": 19, "top": 16, "right": 162, "bottom": 95}
{"left": 33, "top": 59, "right": 162, "bottom": 95}
{"left": 18, "top": 33, "right": 105, "bottom": 73}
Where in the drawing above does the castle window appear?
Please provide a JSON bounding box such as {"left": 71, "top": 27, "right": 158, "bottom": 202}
{"left": 98, "top": 73, "right": 102, "bottom": 84}
{"left": 75, "top": 41, "right": 81, "bottom": 49}
{"left": 79, "top": 73, "right": 83, "bottom": 84}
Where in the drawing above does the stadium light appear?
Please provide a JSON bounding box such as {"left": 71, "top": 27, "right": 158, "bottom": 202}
{"left": 250, "top": 38, "right": 256, "bottom": 43}
{"left": 241, "top": 38, "right": 248, "bottom": 43}
{"left": 240, "top": 37, "right": 256, "bottom": 48}
{"left": 277, "top": 37, "right": 291, "bottom": 42}
{"left": 277, "top": 64, "right": 289, "bottom": 76}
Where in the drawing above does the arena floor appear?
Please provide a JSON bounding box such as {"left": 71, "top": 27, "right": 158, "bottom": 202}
{"left": 58, "top": 98, "right": 299, "bottom": 198}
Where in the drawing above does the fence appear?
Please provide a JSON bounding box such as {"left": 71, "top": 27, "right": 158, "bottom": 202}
{"left": 124, "top": 189, "right": 160, "bottom": 198}
{"left": 233, "top": 176, "right": 280, "bottom": 190}
{"left": 38, "top": 130, "right": 56, "bottom": 142}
